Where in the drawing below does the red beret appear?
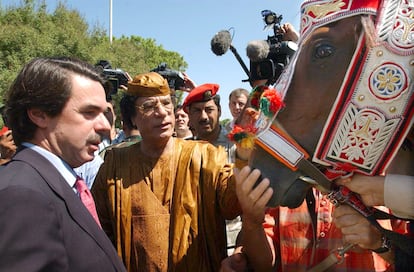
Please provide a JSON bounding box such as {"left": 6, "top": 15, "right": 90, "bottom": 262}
{"left": 182, "top": 83, "right": 219, "bottom": 113}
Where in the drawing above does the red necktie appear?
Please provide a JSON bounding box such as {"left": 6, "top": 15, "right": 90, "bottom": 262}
{"left": 75, "top": 177, "right": 102, "bottom": 228}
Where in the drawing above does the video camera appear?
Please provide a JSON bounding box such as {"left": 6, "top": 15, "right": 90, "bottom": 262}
{"left": 151, "top": 63, "right": 185, "bottom": 90}
{"left": 249, "top": 10, "right": 297, "bottom": 84}
{"left": 103, "top": 68, "right": 129, "bottom": 91}
{"left": 95, "top": 60, "right": 129, "bottom": 100}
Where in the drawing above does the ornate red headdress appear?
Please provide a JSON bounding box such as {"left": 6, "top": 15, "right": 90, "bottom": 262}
{"left": 309, "top": 0, "right": 413, "bottom": 175}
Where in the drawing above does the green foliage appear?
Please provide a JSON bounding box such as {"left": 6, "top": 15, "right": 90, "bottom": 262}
{"left": 220, "top": 118, "right": 231, "bottom": 126}
{"left": 0, "top": 0, "right": 188, "bottom": 107}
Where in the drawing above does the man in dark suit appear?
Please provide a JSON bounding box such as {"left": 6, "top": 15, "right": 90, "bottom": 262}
{"left": 0, "top": 57, "right": 126, "bottom": 271}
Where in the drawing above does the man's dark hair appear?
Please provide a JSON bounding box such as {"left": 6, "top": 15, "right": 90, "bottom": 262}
{"left": 119, "top": 94, "right": 138, "bottom": 130}
{"left": 5, "top": 57, "right": 105, "bottom": 145}
{"left": 213, "top": 95, "right": 221, "bottom": 112}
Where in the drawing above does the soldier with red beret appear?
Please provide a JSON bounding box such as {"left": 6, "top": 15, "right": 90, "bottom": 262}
{"left": 183, "top": 83, "right": 250, "bottom": 255}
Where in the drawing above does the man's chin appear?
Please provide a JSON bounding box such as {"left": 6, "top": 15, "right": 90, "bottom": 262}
{"left": 83, "top": 152, "right": 96, "bottom": 163}
{"left": 73, "top": 158, "right": 93, "bottom": 169}
{"left": 198, "top": 125, "right": 212, "bottom": 132}
{"left": 198, "top": 130, "right": 212, "bottom": 139}
{"left": 159, "top": 130, "right": 174, "bottom": 138}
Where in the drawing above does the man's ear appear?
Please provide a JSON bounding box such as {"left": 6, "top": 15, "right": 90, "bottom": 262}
{"left": 27, "top": 108, "right": 48, "bottom": 128}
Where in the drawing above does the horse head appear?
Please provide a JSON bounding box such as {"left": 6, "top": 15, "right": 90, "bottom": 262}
{"left": 236, "top": 0, "right": 413, "bottom": 208}
{"left": 278, "top": 15, "right": 362, "bottom": 155}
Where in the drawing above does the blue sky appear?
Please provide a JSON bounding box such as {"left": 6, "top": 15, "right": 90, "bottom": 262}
{"left": 2, "top": 0, "right": 302, "bottom": 119}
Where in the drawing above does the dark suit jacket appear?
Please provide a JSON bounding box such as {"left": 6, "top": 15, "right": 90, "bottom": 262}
{"left": 0, "top": 147, "right": 126, "bottom": 271}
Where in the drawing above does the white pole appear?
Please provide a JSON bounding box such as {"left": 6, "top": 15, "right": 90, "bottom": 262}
{"left": 109, "top": 0, "right": 113, "bottom": 44}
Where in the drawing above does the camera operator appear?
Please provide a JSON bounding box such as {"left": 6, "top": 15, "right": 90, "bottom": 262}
{"left": 278, "top": 23, "right": 299, "bottom": 43}
{"left": 251, "top": 22, "right": 299, "bottom": 88}
{"left": 95, "top": 60, "right": 129, "bottom": 101}
{"left": 151, "top": 63, "right": 197, "bottom": 108}
{"left": 180, "top": 71, "right": 197, "bottom": 93}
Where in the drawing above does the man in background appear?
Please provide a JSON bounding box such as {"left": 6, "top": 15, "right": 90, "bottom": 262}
{"left": 118, "top": 94, "right": 142, "bottom": 143}
{"left": 183, "top": 83, "right": 236, "bottom": 160}
{"left": 183, "top": 83, "right": 248, "bottom": 255}
{"left": 225, "top": 88, "right": 249, "bottom": 133}
{"left": 174, "top": 104, "right": 193, "bottom": 139}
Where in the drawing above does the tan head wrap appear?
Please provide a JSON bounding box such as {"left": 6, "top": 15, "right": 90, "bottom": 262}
{"left": 126, "top": 72, "right": 170, "bottom": 97}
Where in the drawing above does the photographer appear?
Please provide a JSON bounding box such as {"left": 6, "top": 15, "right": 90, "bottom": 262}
{"left": 250, "top": 21, "right": 299, "bottom": 88}
{"left": 151, "top": 63, "right": 197, "bottom": 108}
{"left": 278, "top": 22, "right": 299, "bottom": 43}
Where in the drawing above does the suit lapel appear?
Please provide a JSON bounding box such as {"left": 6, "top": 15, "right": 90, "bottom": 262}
{"left": 13, "top": 148, "right": 121, "bottom": 267}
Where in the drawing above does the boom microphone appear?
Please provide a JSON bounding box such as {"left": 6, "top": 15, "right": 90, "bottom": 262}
{"left": 210, "top": 29, "right": 251, "bottom": 81}
{"left": 246, "top": 40, "right": 270, "bottom": 62}
{"left": 211, "top": 30, "right": 232, "bottom": 56}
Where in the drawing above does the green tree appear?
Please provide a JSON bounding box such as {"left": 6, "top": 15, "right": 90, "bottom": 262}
{"left": 0, "top": 0, "right": 187, "bottom": 106}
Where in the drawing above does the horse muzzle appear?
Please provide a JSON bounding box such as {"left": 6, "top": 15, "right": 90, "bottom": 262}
{"left": 251, "top": 144, "right": 312, "bottom": 208}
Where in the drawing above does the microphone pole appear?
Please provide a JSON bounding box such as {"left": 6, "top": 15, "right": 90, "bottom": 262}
{"left": 229, "top": 44, "right": 251, "bottom": 82}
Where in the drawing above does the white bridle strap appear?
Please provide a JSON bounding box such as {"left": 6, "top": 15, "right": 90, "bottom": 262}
{"left": 255, "top": 124, "right": 333, "bottom": 193}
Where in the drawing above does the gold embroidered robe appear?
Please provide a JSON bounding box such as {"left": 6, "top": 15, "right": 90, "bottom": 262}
{"left": 92, "top": 138, "right": 241, "bottom": 272}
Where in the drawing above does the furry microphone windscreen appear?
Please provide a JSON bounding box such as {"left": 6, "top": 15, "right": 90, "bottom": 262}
{"left": 246, "top": 40, "right": 270, "bottom": 62}
{"left": 211, "top": 30, "right": 232, "bottom": 56}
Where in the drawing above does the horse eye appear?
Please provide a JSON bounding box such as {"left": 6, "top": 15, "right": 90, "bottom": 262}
{"left": 314, "top": 44, "right": 335, "bottom": 59}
